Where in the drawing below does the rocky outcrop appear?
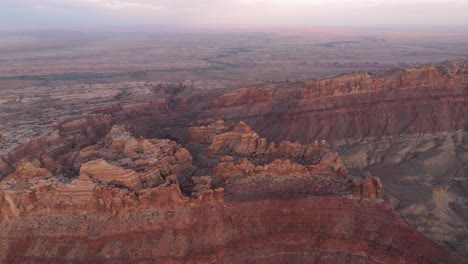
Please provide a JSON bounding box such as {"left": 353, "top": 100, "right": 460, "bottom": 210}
{"left": 209, "top": 87, "right": 273, "bottom": 109}
{"left": 71, "top": 125, "right": 194, "bottom": 187}
{"left": 13, "top": 159, "right": 52, "bottom": 180}
{"left": 208, "top": 121, "right": 271, "bottom": 156}
{"left": 214, "top": 156, "right": 343, "bottom": 180}
{"left": 0, "top": 114, "right": 113, "bottom": 179}
{"left": 190, "top": 176, "right": 224, "bottom": 205}
{"left": 79, "top": 160, "right": 142, "bottom": 190}
{"left": 300, "top": 64, "right": 465, "bottom": 100}
{"left": 398, "top": 66, "right": 445, "bottom": 87}
{"left": 0, "top": 172, "right": 221, "bottom": 220}
{"left": 0, "top": 174, "right": 222, "bottom": 222}
{"left": 0, "top": 126, "right": 221, "bottom": 220}
{"left": 0, "top": 158, "right": 12, "bottom": 178}
{"left": 201, "top": 121, "right": 348, "bottom": 177}
{"left": 353, "top": 177, "right": 383, "bottom": 200}
{"left": 188, "top": 119, "right": 226, "bottom": 144}
{"left": 301, "top": 73, "right": 384, "bottom": 99}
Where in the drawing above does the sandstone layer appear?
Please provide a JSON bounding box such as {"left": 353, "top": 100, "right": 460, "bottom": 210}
{"left": 0, "top": 61, "right": 467, "bottom": 262}
{"left": 0, "top": 197, "right": 459, "bottom": 264}
{"left": 0, "top": 122, "right": 461, "bottom": 263}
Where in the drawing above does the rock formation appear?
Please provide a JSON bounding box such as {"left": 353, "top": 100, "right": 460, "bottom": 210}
{"left": 188, "top": 119, "right": 226, "bottom": 144}
{"left": 207, "top": 121, "right": 271, "bottom": 156}
{"left": 353, "top": 176, "right": 383, "bottom": 200}
{"left": 0, "top": 126, "right": 221, "bottom": 221}
{"left": 190, "top": 176, "right": 224, "bottom": 205}
{"left": 300, "top": 72, "right": 384, "bottom": 99}
{"left": 214, "top": 156, "right": 343, "bottom": 180}
{"left": 0, "top": 120, "right": 461, "bottom": 264}
{"left": 193, "top": 120, "right": 348, "bottom": 178}
{"left": 13, "top": 159, "right": 52, "bottom": 180}
{"left": 0, "top": 196, "right": 461, "bottom": 264}
{"left": 80, "top": 159, "right": 142, "bottom": 190}
{"left": 70, "top": 125, "right": 194, "bottom": 188}
{"left": 0, "top": 61, "right": 467, "bottom": 262}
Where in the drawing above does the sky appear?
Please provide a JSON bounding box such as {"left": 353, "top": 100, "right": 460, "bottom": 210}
{"left": 1, "top": 0, "right": 468, "bottom": 27}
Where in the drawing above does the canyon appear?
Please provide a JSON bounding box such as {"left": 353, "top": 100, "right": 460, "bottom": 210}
{"left": 0, "top": 60, "right": 467, "bottom": 263}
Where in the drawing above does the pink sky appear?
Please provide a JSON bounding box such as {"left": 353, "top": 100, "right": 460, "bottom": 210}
{"left": 2, "top": 0, "right": 468, "bottom": 26}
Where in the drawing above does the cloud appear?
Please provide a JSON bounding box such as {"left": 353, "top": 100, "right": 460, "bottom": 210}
{"left": 1, "top": 0, "right": 468, "bottom": 26}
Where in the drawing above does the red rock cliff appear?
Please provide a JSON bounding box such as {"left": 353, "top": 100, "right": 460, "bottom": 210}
{"left": 0, "top": 61, "right": 466, "bottom": 263}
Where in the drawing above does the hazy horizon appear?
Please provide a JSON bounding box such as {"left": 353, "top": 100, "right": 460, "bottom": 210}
{"left": 2, "top": 0, "right": 468, "bottom": 27}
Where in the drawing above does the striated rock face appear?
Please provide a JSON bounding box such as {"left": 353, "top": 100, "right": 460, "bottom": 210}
{"left": 70, "top": 125, "right": 194, "bottom": 189}
{"left": 80, "top": 160, "right": 142, "bottom": 190}
{"left": 0, "top": 61, "right": 467, "bottom": 262}
{"left": 214, "top": 157, "right": 342, "bottom": 180}
{"left": 0, "top": 171, "right": 222, "bottom": 221}
{"left": 209, "top": 87, "right": 273, "bottom": 109}
{"left": 398, "top": 66, "right": 446, "bottom": 87}
{"left": 0, "top": 119, "right": 461, "bottom": 263}
{"left": 353, "top": 177, "right": 383, "bottom": 200}
{"left": 0, "top": 114, "right": 114, "bottom": 179}
{"left": 198, "top": 121, "right": 348, "bottom": 178}
{"left": 4, "top": 120, "right": 449, "bottom": 263}
{"left": 0, "top": 197, "right": 461, "bottom": 264}
{"left": 13, "top": 159, "right": 52, "bottom": 180}
{"left": 190, "top": 176, "right": 224, "bottom": 205}
{"left": 301, "top": 73, "right": 384, "bottom": 99}
{"left": 176, "top": 62, "right": 466, "bottom": 146}
{"left": 2, "top": 62, "right": 466, "bottom": 176}
{"left": 188, "top": 119, "right": 226, "bottom": 144}
{"left": 0, "top": 126, "right": 220, "bottom": 221}
{"left": 208, "top": 121, "right": 272, "bottom": 156}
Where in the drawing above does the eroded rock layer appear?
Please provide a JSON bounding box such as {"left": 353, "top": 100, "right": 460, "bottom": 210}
{"left": 0, "top": 198, "right": 459, "bottom": 264}
{"left": 0, "top": 122, "right": 460, "bottom": 263}
{"left": 0, "top": 61, "right": 466, "bottom": 263}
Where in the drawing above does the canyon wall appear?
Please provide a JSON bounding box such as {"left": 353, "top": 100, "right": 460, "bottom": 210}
{"left": 0, "top": 61, "right": 466, "bottom": 262}
{"left": 1, "top": 122, "right": 459, "bottom": 263}
{"left": 0, "top": 197, "right": 459, "bottom": 264}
